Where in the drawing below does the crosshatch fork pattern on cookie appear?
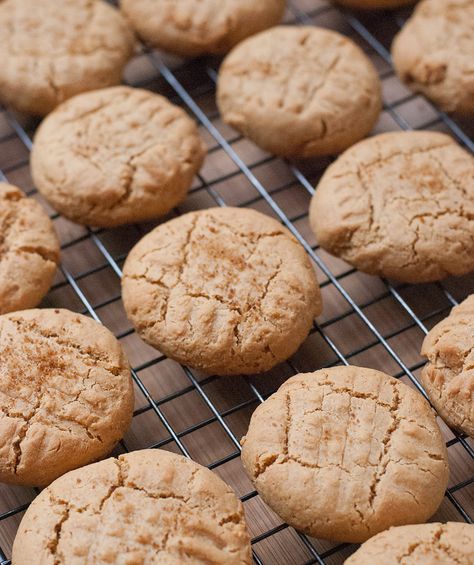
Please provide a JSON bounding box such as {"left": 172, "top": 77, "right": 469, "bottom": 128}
{"left": 0, "top": 0, "right": 472, "bottom": 563}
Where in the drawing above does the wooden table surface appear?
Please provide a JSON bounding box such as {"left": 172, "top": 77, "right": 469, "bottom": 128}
{"left": 0, "top": 1, "right": 472, "bottom": 563}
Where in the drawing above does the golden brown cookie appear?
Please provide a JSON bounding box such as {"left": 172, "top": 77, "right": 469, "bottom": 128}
{"left": 12, "top": 449, "right": 252, "bottom": 564}
{"left": 333, "top": 0, "right": 416, "bottom": 8}
{"left": 309, "top": 131, "right": 474, "bottom": 283}
{"left": 392, "top": 0, "right": 474, "bottom": 115}
{"left": 241, "top": 367, "right": 449, "bottom": 543}
{"left": 122, "top": 207, "right": 322, "bottom": 375}
{"left": 0, "top": 308, "right": 134, "bottom": 486}
{"left": 31, "top": 87, "right": 206, "bottom": 228}
{"left": 345, "top": 522, "right": 474, "bottom": 564}
{"left": 421, "top": 295, "right": 474, "bottom": 438}
{"left": 0, "top": 183, "right": 59, "bottom": 314}
{"left": 120, "top": 0, "right": 286, "bottom": 58}
{"left": 217, "top": 26, "right": 382, "bottom": 158}
{"left": 0, "top": 0, "right": 135, "bottom": 116}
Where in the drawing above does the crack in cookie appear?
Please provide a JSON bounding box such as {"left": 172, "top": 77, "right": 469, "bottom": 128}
{"left": 241, "top": 367, "right": 449, "bottom": 543}
{"left": 32, "top": 86, "right": 206, "bottom": 227}
{"left": 122, "top": 207, "right": 322, "bottom": 376}
{"left": 13, "top": 450, "right": 252, "bottom": 565}
{"left": 217, "top": 26, "right": 382, "bottom": 158}
{"left": 0, "top": 183, "right": 59, "bottom": 315}
{"left": 0, "top": 309, "right": 133, "bottom": 486}
{"left": 0, "top": 0, "right": 134, "bottom": 115}
{"left": 346, "top": 522, "right": 474, "bottom": 564}
{"left": 421, "top": 294, "right": 474, "bottom": 438}
{"left": 310, "top": 131, "right": 474, "bottom": 283}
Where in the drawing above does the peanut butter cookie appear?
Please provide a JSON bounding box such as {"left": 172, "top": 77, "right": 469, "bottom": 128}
{"left": 0, "top": 308, "right": 134, "bottom": 486}
{"left": 217, "top": 26, "right": 382, "bottom": 158}
{"left": 0, "top": 0, "right": 135, "bottom": 116}
{"left": 421, "top": 295, "right": 474, "bottom": 438}
{"left": 346, "top": 522, "right": 474, "bottom": 564}
{"left": 12, "top": 449, "right": 252, "bottom": 564}
{"left": 120, "top": 0, "right": 286, "bottom": 58}
{"left": 392, "top": 0, "right": 474, "bottom": 115}
{"left": 333, "top": 0, "right": 416, "bottom": 8}
{"left": 241, "top": 367, "right": 449, "bottom": 543}
{"left": 0, "top": 183, "right": 59, "bottom": 315}
{"left": 32, "top": 87, "right": 206, "bottom": 228}
{"left": 122, "top": 207, "right": 322, "bottom": 375}
{"left": 309, "top": 131, "right": 474, "bottom": 283}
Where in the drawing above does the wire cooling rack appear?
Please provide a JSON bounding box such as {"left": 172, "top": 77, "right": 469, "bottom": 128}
{"left": 0, "top": 1, "right": 473, "bottom": 563}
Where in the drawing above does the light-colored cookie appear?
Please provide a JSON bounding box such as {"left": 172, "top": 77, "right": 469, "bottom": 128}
{"left": 241, "top": 366, "right": 449, "bottom": 543}
{"left": 122, "top": 207, "right": 322, "bottom": 376}
{"left": 392, "top": 0, "right": 474, "bottom": 115}
{"left": 333, "top": 0, "right": 416, "bottom": 8}
{"left": 31, "top": 87, "right": 206, "bottom": 228}
{"left": 0, "top": 308, "right": 134, "bottom": 486}
{"left": 12, "top": 449, "right": 252, "bottom": 564}
{"left": 421, "top": 295, "right": 474, "bottom": 438}
{"left": 0, "top": 183, "right": 59, "bottom": 314}
{"left": 309, "top": 131, "right": 474, "bottom": 283}
{"left": 217, "top": 26, "right": 382, "bottom": 158}
{"left": 120, "top": 0, "right": 286, "bottom": 58}
{"left": 0, "top": 0, "right": 135, "bottom": 116}
{"left": 345, "top": 522, "right": 474, "bottom": 564}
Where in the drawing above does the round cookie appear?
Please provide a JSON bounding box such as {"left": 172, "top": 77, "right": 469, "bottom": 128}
{"left": 31, "top": 86, "right": 206, "bottom": 228}
{"left": 333, "top": 0, "right": 416, "bottom": 8}
{"left": 0, "top": 0, "right": 135, "bottom": 116}
{"left": 392, "top": 0, "right": 474, "bottom": 115}
{"left": 241, "top": 366, "right": 449, "bottom": 543}
{"left": 421, "top": 295, "right": 474, "bottom": 438}
{"left": 345, "top": 522, "right": 474, "bottom": 564}
{"left": 309, "top": 131, "right": 474, "bottom": 283}
{"left": 217, "top": 26, "right": 382, "bottom": 158}
{"left": 120, "top": 0, "right": 286, "bottom": 58}
{"left": 12, "top": 449, "right": 252, "bottom": 564}
{"left": 122, "top": 207, "right": 322, "bottom": 376}
{"left": 0, "top": 308, "right": 134, "bottom": 486}
{"left": 0, "top": 183, "right": 59, "bottom": 315}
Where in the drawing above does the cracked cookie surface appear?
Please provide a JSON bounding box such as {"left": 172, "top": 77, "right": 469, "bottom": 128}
{"left": 392, "top": 0, "right": 474, "bottom": 115}
{"left": 217, "top": 26, "right": 382, "bottom": 158}
{"left": 120, "top": 0, "right": 285, "bottom": 58}
{"left": 309, "top": 131, "right": 474, "bottom": 283}
{"left": 12, "top": 449, "right": 252, "bottom": 564}
{"left": 31, "top": 86, "right": 206, "bottom": 227}
{"left": 241, "top": 367, "right": 449, "bottom": 543}
{"left": 122, "top": 207, "right": 322, "bottom": 375}
{"left": 0, "top": 0, "right": 134, "bottom": 116}
{"left": 421, "top": 295, "right": 474, "bottom": 438}
{"left": 345, "top": 522, "right": 474, "bottom": 564}
{"left": 0, "top": 183, "right": 59, "bottom": 314}
{"left": 0, "top": 308, "right": 133, "bottom": 486}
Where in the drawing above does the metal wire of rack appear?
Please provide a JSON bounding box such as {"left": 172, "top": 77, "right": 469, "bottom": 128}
{"left": 0, "top": 1, "right": 472, "bottom": 563}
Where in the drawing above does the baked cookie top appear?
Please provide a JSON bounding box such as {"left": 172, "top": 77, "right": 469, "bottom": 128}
{"left": 346, "top": 522, "right": 474, "bottom": 564}
{"left": 217, "top": 26, "right": 382, "bottom": 158}
{"left": 122, "top": 207, "right": 322, "bottom": 375}
{"left": 392, "top": 0, "right": 474, "bottom": 114}
{"left": 0, "top": 0, "right": 135, "bottom": 115}
{"left": 0, "top": 308, "right": 133, "bottom": 486}
{"left": 241, "top": 367, "right": 449, "bottom": 543}
{"left": 421, "top": 295, "right": 474, "bottom": 438}
{"left": 120, "top": 0, "right": 286, "bottom": 58}
{"left": 333, "top": 0, "right": 416, "bottom": 8}
{"left": 12, "top": 449, "right": 252, "bottom": 564}
{"left": 310, "top": 131, "right": 474, "bottom": 283}
{"left": 0, "top": 183, "right": 59, "bottom": 315}
{"left": 32, "top": 86, "right": 206, "bottom": 228}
